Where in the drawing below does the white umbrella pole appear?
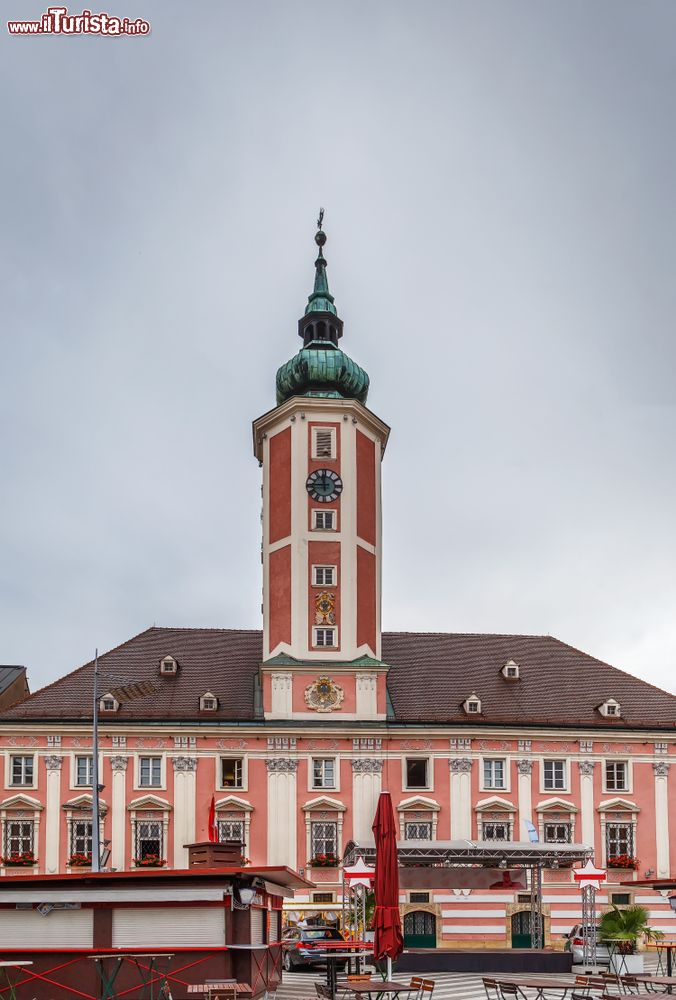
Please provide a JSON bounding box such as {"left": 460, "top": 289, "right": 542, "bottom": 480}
{"left": 387, "top": 957, "right": 392, "bottom": 980}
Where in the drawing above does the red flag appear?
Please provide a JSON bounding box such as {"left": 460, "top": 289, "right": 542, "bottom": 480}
{"left": 208, "top": 795, "right": 217, "bottom": 843}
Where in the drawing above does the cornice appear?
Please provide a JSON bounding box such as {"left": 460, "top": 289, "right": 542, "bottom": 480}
{"left": 252, "top": 395, "right": 390, "bottom": 461}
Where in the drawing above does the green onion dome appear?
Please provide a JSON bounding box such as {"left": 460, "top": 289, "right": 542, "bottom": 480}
{"left": 275, "top": 212, "right": 370, "bottom": 406}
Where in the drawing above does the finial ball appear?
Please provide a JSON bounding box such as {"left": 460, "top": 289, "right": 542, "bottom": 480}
{"left": 315, "top": 229, "right": 327, "bottom": 248}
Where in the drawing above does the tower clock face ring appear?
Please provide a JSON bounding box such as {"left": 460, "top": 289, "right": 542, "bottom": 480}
{"left": 306, "top": 469, "right": 343, "bottom": 503}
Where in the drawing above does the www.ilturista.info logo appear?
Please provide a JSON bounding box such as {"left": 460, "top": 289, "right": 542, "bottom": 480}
{"left": 8, "top": 7, "right": 151, "bottom": 35}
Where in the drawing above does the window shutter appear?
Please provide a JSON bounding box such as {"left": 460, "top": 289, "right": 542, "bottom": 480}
{"left": 314, "top": 429, "right": 333, "bottom": 458}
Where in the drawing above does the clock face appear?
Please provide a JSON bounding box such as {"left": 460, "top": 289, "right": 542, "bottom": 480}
{"left": 306, "top": 469, "right": 343, "bottom": 503}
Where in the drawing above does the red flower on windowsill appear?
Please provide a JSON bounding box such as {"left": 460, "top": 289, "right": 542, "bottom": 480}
{"left": 607, "top": 854, "right": 639, "bottom": 870}
{"left": 68, "top": 853, "right": 92, "bottom": 867}
{"left": 309, "top": 853, "right": 339, "bottom": 868}
{"left": 133, "top": 855, "right": 167, "bottom": 868}
{"left": 2, "top": 851, "right": 36, "bottom": 867}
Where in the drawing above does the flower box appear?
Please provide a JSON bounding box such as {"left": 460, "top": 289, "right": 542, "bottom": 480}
{"left": 607, "top": 855, "right": 639, "bottom": 870}
{"left": 309, "top": 854, "right": 339, "bottom": 868}
{"left": 68, "top": 854, "right": 92, "bottom": 868}
{"left": 2, "top": 852, "right": 35, "bottom": 867}
{"left": 133, "top": 855, "right": 167, "bottom": 868}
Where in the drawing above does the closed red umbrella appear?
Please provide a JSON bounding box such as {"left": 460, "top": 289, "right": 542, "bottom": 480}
{"left": 371, "top": 791, "right": 404, "bottom": 970}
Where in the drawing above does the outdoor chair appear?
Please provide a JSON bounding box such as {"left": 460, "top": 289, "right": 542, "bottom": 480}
{"left": 483, "top": 978, "right": 501, "bottom": 1000}
{"left": 497, "top": 982, "right": 529, "bottom": 1000}
{"left": 619, "top": 978, "right": 641, "bottom": 995}
{"left": 336, "top": 974, "right": 373, "bottom": 1000}
{"left": 404, "top": 977, "right": 424, "bottom": 1000}
{"left": 420, "top": 980, "right": 435, "bottom": 1000}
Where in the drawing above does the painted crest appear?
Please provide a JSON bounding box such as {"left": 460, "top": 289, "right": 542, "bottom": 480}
{"left": 305, "top": 676, "right": 344, "bottom": 713}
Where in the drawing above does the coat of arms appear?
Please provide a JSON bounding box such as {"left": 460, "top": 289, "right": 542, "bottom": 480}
{"left": 305, "top": 676, "right": 344, "bottom": 713}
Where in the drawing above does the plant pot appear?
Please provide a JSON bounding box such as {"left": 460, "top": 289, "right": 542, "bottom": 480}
{"left": 610, "top": 953, "right": 644, "bottom": 974}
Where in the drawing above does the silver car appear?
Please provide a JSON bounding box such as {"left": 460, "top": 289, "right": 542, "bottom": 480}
{"left": 564, "top": 924, "right": 610, "bottom": 964}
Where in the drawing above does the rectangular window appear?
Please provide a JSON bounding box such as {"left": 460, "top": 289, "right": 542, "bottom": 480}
{"left": 3, "top": 819, "right": 34, "bottom": 857}
{"left": 313, "top": 892, "right": 334, "bottom": 903}
{"left": 404, "top": 822, "right": 432, "bottom": 840}
{"left": 10, "top": 756, "right": 34, "bottom": 786}
{"left": 544, "top": 822, "right": 572, "bottom": 843}
{"left": 405, "top": 758, "right": 429, "bottom": 789}
{"left": 312, "top": 565, "right": 336, "bottom": 587}
{"left": 217, "top": 819, "right": 244, "bottom": 845}
{"left": 410, "top": 891, "right": 430, "bottom": 903}
{"left": 313, "top": 627, "right": 336, "bottom": 648}
{"left": 312, "top": 427, "right": 335, "bottom": 460}
{"left": 483, "top": 759, "right": 506, "bottom": 789}
{"left": 134, "top": 820, "right": 163, "bottom": 861}
{"left": 312, "top": 510, "right": 335, "bottom": 531}
{"left": 606, "top": 822, "right": 634, "bottom": 859}
{"left": 221, "top": 758, "right": 244, "bottom": 789}
{"left": 138, "top": 756, "right": 162, "bottom": 787}
{"left": 611, "top": 893, "right": 631, "bottom": 906}
{"left": 69, "top": 819, "right": 93, "bottom": 857}
{"left": 312, "top": 758, "right": 336, "bottom": 789}
{"left": 482, "top": 821, "right": 510, "bottom": 841}
{"left": 75, "top": 756, "right": 94, "bottom": 787}
{"left": 605, "top": 761, "right": 629, "bottom": 791}
{"left": 311, "top": 821, "right": 338, "bottom": 860}
{"left": 543, "top": 760, "right": 566, "bottom": 790}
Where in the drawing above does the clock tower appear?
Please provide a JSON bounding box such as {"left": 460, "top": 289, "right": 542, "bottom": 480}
{"left": 253, "top": 216, "right": 390, "bottom": 720}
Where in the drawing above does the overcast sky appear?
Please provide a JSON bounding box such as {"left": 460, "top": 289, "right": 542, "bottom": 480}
{"left": 2, "top": 0, "right": 675, "bottom": 696}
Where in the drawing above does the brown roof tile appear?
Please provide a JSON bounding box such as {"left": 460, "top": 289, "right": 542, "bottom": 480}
{"left": 1, "top": 628, "right": 674, "bottom": 730}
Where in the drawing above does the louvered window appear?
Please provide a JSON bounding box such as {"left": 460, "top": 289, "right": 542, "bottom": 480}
{"left": 312, "top": 428, "right": 335, "bottom": 459}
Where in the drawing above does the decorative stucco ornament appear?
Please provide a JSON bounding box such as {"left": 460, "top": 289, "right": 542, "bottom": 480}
{"left": 305, "top": 676, "right": 344, "bottom": 713}
{"left": 314, "top": 591, "right": 336, "bottom": 625}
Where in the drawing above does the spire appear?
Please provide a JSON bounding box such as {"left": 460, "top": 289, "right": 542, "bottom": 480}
{"left": 305, "top": 208, "right": 337, "bottom": 317}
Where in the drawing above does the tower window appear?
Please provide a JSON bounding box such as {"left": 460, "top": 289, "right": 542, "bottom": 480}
{"left": 313, "top": 627, "right": 337, "bottom": 648}
{"left": 313, "top": 509, "right": 336, "bottom": 530}
{"left": 312, "top": 427, "right": 335, "bottom": 460}
{"left": 313, "top": 565, "right": 336, "bottom": 587}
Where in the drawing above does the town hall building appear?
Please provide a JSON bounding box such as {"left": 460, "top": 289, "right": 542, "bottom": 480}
{"left": 1, "top": 221, "right": 675, "bottom": 951}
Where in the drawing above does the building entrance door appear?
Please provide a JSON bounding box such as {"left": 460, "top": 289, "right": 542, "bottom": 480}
{"left": 511, "top": 910, "right": 533, "bottom": 948}
{"left": 403, "top": 910, "right": 436, "bottom": 949}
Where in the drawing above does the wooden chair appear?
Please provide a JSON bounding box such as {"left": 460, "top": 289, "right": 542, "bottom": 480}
{"left": 497, "top": 983, "right": 528, "bottom": 1000}
{"left": 483, "top": 978, "right": 500, "bottom": 1000}
{"left": 420, "top": 981, "right": 435, "bottom": 1000}
{"left": 619, "top": 978, "right": 641, "bottom": 995}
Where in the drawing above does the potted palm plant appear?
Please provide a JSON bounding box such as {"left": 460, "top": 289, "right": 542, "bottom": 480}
{"left": 599, "top": 904, "right": 663, "bottom": 973}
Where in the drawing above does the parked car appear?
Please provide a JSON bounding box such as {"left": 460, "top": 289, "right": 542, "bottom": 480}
{"left": 281, "top": 926, "right": 345, "bottom": 971}
{"left": 564, "top": 924, "right": 610, "bottom": 964}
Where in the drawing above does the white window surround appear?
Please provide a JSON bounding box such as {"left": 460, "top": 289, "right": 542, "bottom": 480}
{"left": 62, "top": 794, "right": 106, "bottom": 867}
{"left": 463, "top": 695, "right": 482, "bottom": 715}
{"left": 396, "top": 795, "right": 441, "bottom": 841}
{"left": 501, "top": 660, "right": 520, "bottom": 680}
{"left": 603, "top": 759, "right": 632, "bottom": 794}
{"left": 0, "top": 794, "right": 43, "bottom": 868}
{"left": 127, "top": 795, "right": 172, "bottom": 864}
{"left": 540, "top": 759, "right": 569, "bottom": 793}
{"left": 311, "top": 426, "right": 337, "bottom": 460}
{"left": 220, "top": 756, "right": 248, "bottom": 792}
{"left": 132, "top": 754, "right": 167, "bottom": 792}
{"left": 312, "top": 565, "right": 337, "bottom": 587}
{"left": 199, "top": 691, "right": 218, "bottom": 712}
{"left": 599, "top": 698, "right": 621, "bottom": 718}
{"left": 5, "top": 754, "right": 38, "bottom": 791}
{"left": 99, "top": 693, "right": 119, "bottom": 713}
{"left": 481, "top": 758, "right": 510, "bottom": 792}
{"left": 475, "top": 797, "right": 516, "bottom": 840}
{"left": 160, "top": 655, "right": 178, "bottom": 675}
{"left": 69, "top": 754, "right": 104, "bottom": 792}
{"left": 597, "top": 797, "right": 640, "bottom": 867}
{"left": 309, "top": 757, "right": 340, "bottom": 792}
{"left": 214, "top": 795, "right": 253, "bottom": 856}
{"left": 312, "top": 509, "right": 336, "bottom": 531}
{"left": 535, "top": 798, "right": 578, "bottom": 843}
{"left": 312, "top": 627, "right": 337, "bottom": 648}
{"left": 302, "top": 796, "right": 346, "bottom": 865}
{"left": 402, "top": 757, "right": 433, "bottom": 792}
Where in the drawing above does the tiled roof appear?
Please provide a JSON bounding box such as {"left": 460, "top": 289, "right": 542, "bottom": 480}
{"left": 1, "top": 628, "right": 674, "bottom": 730}
{"left": 0, "top": 666, "right": 26, "bottom": 696}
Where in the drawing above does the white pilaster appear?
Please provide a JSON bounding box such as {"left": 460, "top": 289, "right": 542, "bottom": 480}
{"left": 351, "top": 759, "right": 383, "bottom": 841}
{"left": 578, "top": 761, "right": 597, "bottom": 851}
{"left": 449, "top": 758, "right": 473, "bottom": 838}
{"left": 516, "top": 759, "right": 534, "bottom": 839}
{"left": 341, "top": 416, "right": 357, "bottom": 660}
{"left": 110, "top": 756, "right": 128, "bottom": 871}
{"left": 266, "top": 759, "right": 298, "bottom": 868}
{"left": 172, "top": 757, "right": 197, "bottom": 869}
{"left": 270, "top": 674, "right": 293, "bottom": 718}
{"left": 44, "top": 755, "right": 63, "bottom": 874}
{"left": 654, "top": 762, "right": 671, "bottom": 878}
{"left": 355, "top": 674, "right": 378, "bottom": 719}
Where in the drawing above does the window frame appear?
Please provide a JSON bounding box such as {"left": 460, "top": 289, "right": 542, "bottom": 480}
{"left": 312, "top": 509, "right": 336, "bottom": 531}
{"left": 220, "top": 757, "right": 246, "bottom": 791}
{"left": 311, "top": 426, "right": 336, "bottom": 461}
{"left": 74, "top": 755, "right": 94, "bottom": 788}
{"left": 3, "top": 817, "right": 35, "bottom": 858}
{"left": 403, "top": 757, "right": 431, "bottom": 791}
{"left": 9, "top": 755, "right": 35, "bottom": 788}
{"left": 310, "top": 820, "right": 338, "bottom": 861}
{"left": 217, "top": 817, "right": 245, "bottom": 847}
{"left": 605, "top": 821, "right": 635, "bottom": 861}
{"left": 482, "top": 758, "right": 508, "bottom": 791}
{"left": 604, "top": 760, "right": 631, "bottom": 793}
{"left": 541, "top": 759, "right": 568, "bottom": 792}
{"left": 311, "top": 758, "right": 337, "bottom": 791}
{"left": 68, "top": 817, "right": 93, "bottom": 859}
{"left": 312, "top": 565, "right": 337, "bottom": 587}
{"left": 133, "top": 818, "right": 164, "bottom": 862}
{"left": 137, "top": 755, "right": 163, "bottom": 789}
{"left": 404, "top": 821, "right": 433, "bottom": 840}
{"left": 312, "top": 627, "right": 337, "bottom": 648}
{"left": 481, "top": 819, "right": 511, "bottom": 841}
{"left": 543, "top": 821, "right": 572, "bottom": 844}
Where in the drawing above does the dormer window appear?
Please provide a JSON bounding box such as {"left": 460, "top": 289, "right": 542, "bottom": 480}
{"left": 599, "top": 698, "right": 621, "bottom": 718}
{"left": 200, "top": 692, "right": 218, "bottom": 712}
{"left": 501, "top": 659, "right": 520, "bottom": 680}
{"left": 463, "top": 694, "right": 482, "bottom": 715}
{"left": 99, "top": 693, "right": 119, "bottom": 713}
{"left": 160, "top": 655, "right": 178, "bottom": 676}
